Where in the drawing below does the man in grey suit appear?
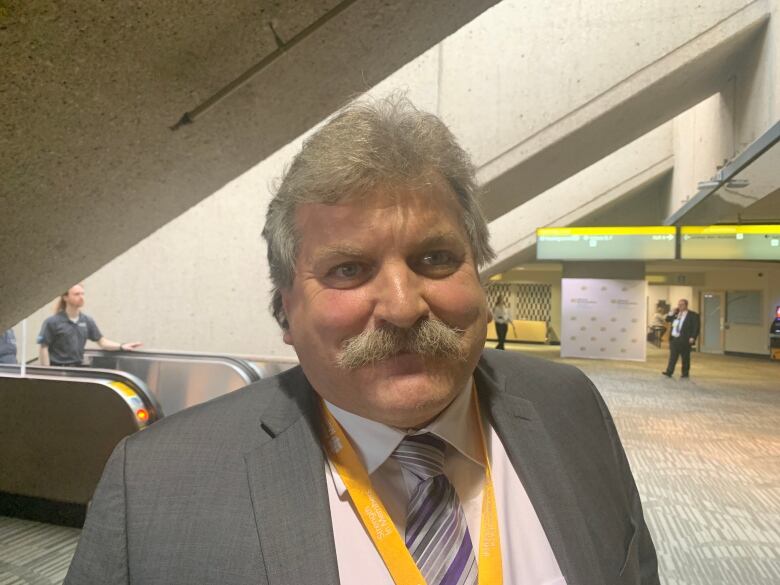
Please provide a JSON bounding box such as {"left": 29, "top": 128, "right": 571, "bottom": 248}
{"left": 66, "top": 97, "right": 659, "bottom": 584}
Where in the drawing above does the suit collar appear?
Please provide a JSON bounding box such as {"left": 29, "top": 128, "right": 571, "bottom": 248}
{"left": 244, "top": 367, "right": 340, "bottom": 585}
{"left": 475, "top": 355, "right": 606, "bottom": 584}
{"left": 324, "top": 378, "right": 482, "bottom": 477}
{"left": 252, "top": 366, "right": 317, "bottom": 437}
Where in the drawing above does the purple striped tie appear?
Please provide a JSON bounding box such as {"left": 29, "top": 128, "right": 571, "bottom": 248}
{"left": 392, "top": 433, "right": 477, "bottom": 585}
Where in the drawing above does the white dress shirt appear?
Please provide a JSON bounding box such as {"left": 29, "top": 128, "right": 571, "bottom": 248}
{"left": 492, "top": 306, "right": 513, "bottom": 325}
{"left": 324, "top": 383, "right": 566, "bottom": 585}
{"left": 670, "top": 310, "right": 688, "bottom": 338}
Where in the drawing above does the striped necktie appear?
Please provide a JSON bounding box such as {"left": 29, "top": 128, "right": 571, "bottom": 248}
{"left": 392, "top": 433, "right": 477, "bottom": 585}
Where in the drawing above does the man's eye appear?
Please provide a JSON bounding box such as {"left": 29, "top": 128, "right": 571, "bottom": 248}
{"left": 422, "top": 251, "right": 457, "bottom": 266}
{"left": 323, "top": 262, "right": 371, "bottom": 289}
{"left": 333, "top": 263, "right": 362, "bottom": 278}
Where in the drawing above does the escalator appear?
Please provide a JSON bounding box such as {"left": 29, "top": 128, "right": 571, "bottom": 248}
{"left": 0, "top": 350, "right": 297, "bottom": 527}
{"left": 0, "top": 364, "right": 160, "bottom": 526}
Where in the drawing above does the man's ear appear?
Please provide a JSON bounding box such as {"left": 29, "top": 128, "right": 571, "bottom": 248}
{"left": 281, "top": 290, "right": 294, "bottom": 345}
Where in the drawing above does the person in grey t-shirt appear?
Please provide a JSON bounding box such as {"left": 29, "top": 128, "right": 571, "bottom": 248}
{"left": 37, "top": 284, "right": 142, "bottom": 366}
{"left": 0, "top": 329, "right": 17, "bottom": 364}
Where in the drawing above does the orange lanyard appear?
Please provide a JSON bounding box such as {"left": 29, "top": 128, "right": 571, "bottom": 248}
{"left": 320, "top": 381, "right": 502, "bottom": 585}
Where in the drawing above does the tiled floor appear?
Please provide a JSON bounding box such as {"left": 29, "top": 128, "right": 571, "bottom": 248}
{"left": 0, "top": 516, "right": 78, "bottom": 585}
{"left": 506, "top": 343, "right": 780, "bottom": 585}
{"left": 2, "top": 345, "right": 778, "bottom": 584}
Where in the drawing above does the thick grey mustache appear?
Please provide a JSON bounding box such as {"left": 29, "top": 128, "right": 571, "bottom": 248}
{"left": 336, "top": 319, "right": 466, "bottom": 370}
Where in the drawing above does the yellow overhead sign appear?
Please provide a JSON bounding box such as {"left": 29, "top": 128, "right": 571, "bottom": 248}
{"left": 681, "top": 225, "right": 780, "bottom": 235}
{"left": 536, "top": 226, "right": 677, "bottom": 260}
{"left": 680, "top": 224, "right": 780, "bottom": 260}
{"left": 537, "top": 226, "right": 676, "bottom": 237}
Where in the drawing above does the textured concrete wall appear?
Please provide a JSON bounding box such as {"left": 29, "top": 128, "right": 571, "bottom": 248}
{"left": 575, "top": 175, "right": 671, "bottom": 227}
{"left": 733, "top": 0, "right": 780, "bottom": 148}
{"left": 444, "top": 0, "right": 752, "bottom": 167}
{"left": 14, "top": 50, "right": 443, "bottom": 361}
{"left": 485, "top": 123, "right": 674, "bottom": 276}
{"left": 669, "top": 93, "right": 737, "bottom": 214}
{"left": 667, "top": 0, "right": 780, "bottom": 218}
{"left": 1, "top": 0, "right": 500, "bottom": 331}
{"left": 471, "top": 0, "right": 770, "bottom": 220}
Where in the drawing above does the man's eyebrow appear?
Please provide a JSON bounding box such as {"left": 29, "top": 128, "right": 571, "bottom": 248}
{"left": 311, "top": 245, "right": 366, "bottom": 261}
{"left": 414, "top": 231, "right": 465, "bottom": 248}
{"left": 311, "top": 232, "right": 464, "bottom": 262}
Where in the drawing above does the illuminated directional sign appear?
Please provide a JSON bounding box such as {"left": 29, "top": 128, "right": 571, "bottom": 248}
{"left": 680, "top": 225, "right": 780, "bottom": 260}
{"left": 536, "top": 227, "right": 677, "bottom": 260}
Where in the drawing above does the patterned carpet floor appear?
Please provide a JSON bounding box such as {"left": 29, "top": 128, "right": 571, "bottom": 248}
{"left": 513, "top": 344, "right": 780, "bottom": 585}
{"left": 0, "top": 518, "right": 78, "bottom": 585}
{"left": 1, "top": 345, "right": 778, "bottom": 584}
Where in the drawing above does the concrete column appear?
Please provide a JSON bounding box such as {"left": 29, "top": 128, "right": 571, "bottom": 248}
{"left": 668, "top": 92, "right": 736, "bottom": 216}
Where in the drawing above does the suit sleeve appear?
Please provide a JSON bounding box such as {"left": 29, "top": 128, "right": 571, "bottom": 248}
{"left": 64, "top": 437, "right": 130, "bottom": 585}
{"left": 584, "top": 377, "right": 661, "bottom": 585}
{"left": 691, "top": 313, "right": 701, "bottom": 340}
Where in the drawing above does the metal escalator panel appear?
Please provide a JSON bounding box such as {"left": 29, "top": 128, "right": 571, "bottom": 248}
{"left": 0, "top": 363, "right": 163, "bottom": 421}
{"left": 0, "top": 373, "right": 148, "bottom": 506}
{"left": 251, "top": 361, "right": 289, "bottom": 378}
{"left": 84, "top": 350, "right": 261, "bottom": 416}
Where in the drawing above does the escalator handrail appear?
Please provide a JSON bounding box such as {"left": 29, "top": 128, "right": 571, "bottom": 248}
{"left": 0, "top": 363, "right": 163, "bottom": 420}
{"left": 84, "top": 349, "right": 264, "bottom": 384}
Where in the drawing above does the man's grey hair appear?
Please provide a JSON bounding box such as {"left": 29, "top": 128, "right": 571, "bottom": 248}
{"left": 262, "top": 94, "right": 495, "bottom": 328}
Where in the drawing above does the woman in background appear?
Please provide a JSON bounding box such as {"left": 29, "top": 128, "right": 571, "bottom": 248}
{"left": 492, "top": 296, "right": 516, "bottom": 350}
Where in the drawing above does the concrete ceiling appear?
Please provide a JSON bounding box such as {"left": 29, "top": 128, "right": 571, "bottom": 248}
{"left": 476, "top": 5, "right": 769, "bottom": 221}
{"left": 667, "top": 124, "right": 780, "bottom": 225}
{"left": 570, "top": 172, "right": 671, "bottom": 229}
{"left": 0, "top": 0, "right": 500, "bottom": 330}
{"left": 490, "top": 172, "right": 673, "bottom": 274}
{"left": 737, "top": 187, "right": 780, "bottom": 221}
{"left": 483, "top": 122, "right": 674, "bottom": 278}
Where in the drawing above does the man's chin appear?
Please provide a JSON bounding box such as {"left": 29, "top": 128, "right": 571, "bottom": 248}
{"left": 366, "top": 386, "right": 456, "bottom": 428}
{"left": 351, "top": 366, "right": 462, "bottom": 424}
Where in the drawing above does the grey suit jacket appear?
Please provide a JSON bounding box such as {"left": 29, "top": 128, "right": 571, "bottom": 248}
{"left": 65, "top": 350, "right": 659, "bottom": 585}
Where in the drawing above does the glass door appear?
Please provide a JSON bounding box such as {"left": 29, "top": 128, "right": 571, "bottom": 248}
{"left": 700, "top": 291, "right": 725, "bottom": 353}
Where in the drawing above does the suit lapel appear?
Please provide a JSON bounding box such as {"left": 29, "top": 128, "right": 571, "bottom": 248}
{"left": 244, "top": 370, "right": 340, "bottom": 585}
{"left": 475, "top": 361, "right": 606, "bottom": 585}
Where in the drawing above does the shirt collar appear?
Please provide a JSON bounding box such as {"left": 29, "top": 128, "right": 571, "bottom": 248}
{"left": 324, "top": 378, "right": 483, "bottom": 477}
{"left": 58, "top": 311, "right": 83, "bottom": 323}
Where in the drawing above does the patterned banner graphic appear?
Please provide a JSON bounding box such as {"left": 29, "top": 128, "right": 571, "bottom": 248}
{"left": 561, "top": 278, "right": 647, "bottom": 361}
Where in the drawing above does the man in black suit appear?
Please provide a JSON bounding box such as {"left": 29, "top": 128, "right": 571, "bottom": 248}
{"left": 663, "top": 299, "right": 700, "bottom": 379}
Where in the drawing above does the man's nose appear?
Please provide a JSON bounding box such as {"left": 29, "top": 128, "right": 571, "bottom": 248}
{"left": 372, "top": 261, "right": 430, "bottom": 329}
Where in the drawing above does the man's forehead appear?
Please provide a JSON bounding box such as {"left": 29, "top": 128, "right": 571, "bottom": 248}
{"left": 294, "top": 184, "right": 464, "bottom": 233}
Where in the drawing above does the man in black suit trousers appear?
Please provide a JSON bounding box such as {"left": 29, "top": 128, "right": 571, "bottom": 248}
{"left": 663, "top": 299, "right": 700, "bottom": 379}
